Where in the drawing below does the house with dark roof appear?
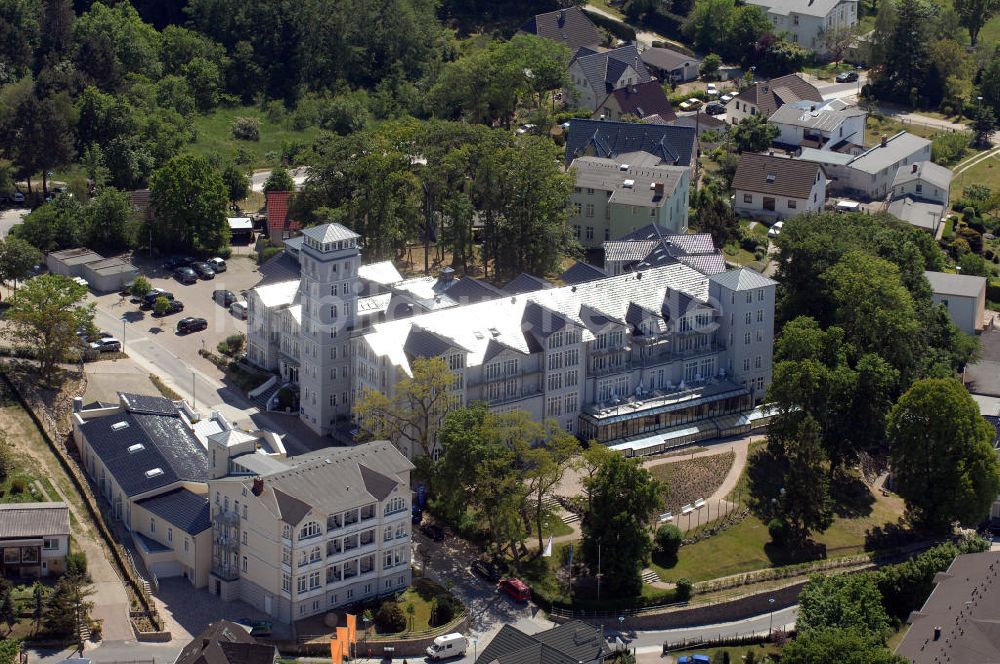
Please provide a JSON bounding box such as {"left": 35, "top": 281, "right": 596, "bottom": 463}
{"left": 732, "top": 152, "right": 827, "bottom": 221}
{"left": 207, "top": 441, "right": 415, "bottom": 624}
{"left": 174, "top": 620, "right": 276, "bottom": 664}
{"left": 0, "top": 503, "right": 71, "bottom": 577}
{"left": 72, "top": 392, "right": 287, "bottom": 588}
{"left": 594, "top": 80, "right": 676, "bottom": 124}
{"left": 640, "top": 46, "right": 701, "bottom": 83}
{"left": 725, "top": 74, "right": 823, "bottom": 124}
{"left": 568, "top": 45, "right": 652, "bottom": 111}
{"left": 518, "top": 6, "right": 601, "bottom": 51}
{"left": 476, "top": 620, "right": 607, "bottom": 664}
{"left": 895, "top": 551, "right": 1000, "bottom": 664}
{"left": 565, "top": 119, "right": 697, "bottom": 168}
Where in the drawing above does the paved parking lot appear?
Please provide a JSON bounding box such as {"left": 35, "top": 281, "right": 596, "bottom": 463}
{"left": 89, "top": 254, "right": 259, "bottom": 383}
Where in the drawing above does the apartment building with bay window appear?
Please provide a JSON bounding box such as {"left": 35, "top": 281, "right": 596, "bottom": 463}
{"left": 207, "top": 441, "right": 415, "bottom": 623}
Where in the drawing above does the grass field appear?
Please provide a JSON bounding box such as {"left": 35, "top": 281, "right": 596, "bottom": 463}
{"left": 951, "top": 152, "right": 1000, "bottom": 207}
{"left": 186, "top": 106, "right": 322, "bottom": 167}
{"left": 865, "top": 115, "right": 946, "bottom": 146}
{"left": 383, "top": 578, "right": 455, "bottom": 634}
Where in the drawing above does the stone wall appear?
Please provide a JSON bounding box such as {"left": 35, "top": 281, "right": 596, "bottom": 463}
{"left": 282, "top": 615, "right": 470, "bottom": 658}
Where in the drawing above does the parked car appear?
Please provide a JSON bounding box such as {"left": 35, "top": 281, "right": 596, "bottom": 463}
{"left": 191, "top": 262, "right": 215, "bottom": 279}
{"left": 176, "top": 317, "right": 208, "bottom": 334}
{"left": 90, "top": 337, "right": 122, "bottom": 353}
{"left": 705, "top": 83, "right": 719, "bottom": 96}
{"left": 677, "top": 656, "right": 711, "bottom": 664}
{"left": 153, "top": 300, "right": 184, "bottom": 316}
{"left": 162, "top": 256, "right": 187, "bottom": 270}
{"left": 8, "top": 191, "right": 25, "bottom": 204}
{"left": 678, "top": 98, "right": 703, "bottom": 111}
{"left": 720, "top": 93, "right": 734, "bottom": 103}
{"left": 498, "top": 578, "right": 531, "bottom": 602}
{"left": 767, "top": 221, "right": 784, "bottom": 238}
{"left": 835, "top": 70, "right": 859, "bottom": 83}
{"left": 207, "top": 257, "right": 227, "bottom": 272}
{"left": 230, "top": 301, "right": 248, "bottom": 319}
{"left": 420, "top": 523, "right": 445, "bottom": 542}
{"left": 705, "top": 102, "right": 726, "bottom": 116}
{"left": 213, "top": 289, "right": 237, "bottom": 307}
{"left": 141, "top": 290, "right": 174, "bottom": 309}
{"left": 516, "top": 123, "right": 537, "bottom": 135}
{"left": 174, "top": 267, "right": 198, "bottom": 284}
{"left": 471, "top": 560, "right": 503, "bottom": 583}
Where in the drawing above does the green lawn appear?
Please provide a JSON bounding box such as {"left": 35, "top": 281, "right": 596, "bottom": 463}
{"left": 802, "top": 62, "right": 856, "bottom": 81}
{"left": 387, "top": 578, "right": 455, "bottom": 634}
{"left": 951, "top": 153, "right": 1000, "bottom": 207}
{"left": 540, "top": 512, "right": 574, "bottom": 539}
{"left": 865, "top": 115, "right": 945, "bottom": 147}
{"left": 186, "top": 105, "right": 322, "bottom": 167}
{"left": 652, "top": 485, "right": 905, "bottom": 583}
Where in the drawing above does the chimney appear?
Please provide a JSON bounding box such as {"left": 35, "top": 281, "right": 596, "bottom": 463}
{"left": 912, "top": 163, "right": 919, "bottom": 173}
{"left": 440, "top": 266, "right": 455, "bottom": 282}
{"left": 934, "top": 626, "right": 942, "bottom": 641}
{"left": 880, "top": 135, "right": 888, "bottom": 147}
{"left": 252, "top": 476, "right": 264, "bottom": 496}
{"left": 654, "top": 182, "right": 664, "bottom": 198}
{"left": 558, "top": 8, "right": 566, "bottom": 26}
{"left": 73, "top": 396, "right": 83, "bottom": 413}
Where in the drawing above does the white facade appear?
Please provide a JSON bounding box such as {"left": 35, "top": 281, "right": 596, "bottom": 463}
{"left": 733, "top": 175, "right": 827, "bottom": 220}
{"left": 747, "top": 0, "right": 858, "bottom": 52}
{"left": 770, "top": 102, "right": 866, "bottom": 150}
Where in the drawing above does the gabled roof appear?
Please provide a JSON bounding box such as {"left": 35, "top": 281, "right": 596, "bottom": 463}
{"left": 733, "top": 74, "right": 822, "bottom": 117}
{"left": 175, "top": 620, "right": 276, "bottom": 664}
{"left": 837, "top": 132, "right": 932, "bottom": 175}
{"left": 573, "top": 45, "right": 652, "bottom": 95}
{"left": 746, "top": 0, "right": 856, "bottom": 18}
{"left": 675, "top": 254, "right": 727, "bottom": 275}
{"left": 404, "top": 326, "right": 461, "bottom": 359}
{"left": 477, "top": 621, "right": 606, "bottom": 664}
{"left": 886, "top": 196, "right": 945, "bottom": 232}
{"left": 560, "top": 261, "right": 608, "bottom": 285}
{"left": 732, "top": 152, "right": 825, "bottom": 199}
{"left": 709, "top": 268, "right": 778, "bottom": 291}
{"left": 358, "top": 465, "right": 399, "bottom": 501}
{"left": 924, "top": 270, "right": 986, "bottom": 298}
{"left": 0, "top": 503, "right": 70, "bottom": 538}
{"left": 442, "top": 276, "right": 506, "bottom": 304}
{"left": 601, "top": 81, "right": 676, "bottom": 122}
{"left": 565, "top": 119, "right": 696, "bottom": 166}
{"left": 503, "top": 273, "right": 552, "bottom": 295}
{"left": 769, "top": 101, "right": 864, "bottom": 132}
{"left": 135, "top": 488, "right": 210, "bottom": 535}
{"left": 891, "top": 160, "right": 954, "bottom": 191}
{"left": 640, "top": 47, "right": 700, "bottom": 73}
{"left": 518, "top": 6, "right": 601, "bottom": 50}
{"left": 265, "top": 191, "right": 294, "bottom": 235}
{"left": 666, "top": 113, "right": 727, "bottom": 131}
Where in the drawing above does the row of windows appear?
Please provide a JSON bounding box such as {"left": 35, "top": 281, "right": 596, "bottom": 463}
{"left": 546, "top": 370, "right": 579, "bottom": 391}
{"left": 546, "top": 392, "right": 579, "bottom": 417}
{"left": 548, "top": 330, "right": 581, "bottom": 349}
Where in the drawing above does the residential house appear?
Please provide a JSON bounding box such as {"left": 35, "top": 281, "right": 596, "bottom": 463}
{"left": 894, "top": 551, "right": 1000, "bottom": 664}
{"left": 518, "top": 6, "right": 601, "bottom": 51}
{"left": 174, "top": 620, "right": 276, "bottom": 664}
{"left": 798, "top": 132, "right": 933, "bottom": 201}
{"left": 732, "top": 153, "right": 827, "bottom": 220}
{"left": 568, "top": 45, "right": 652, "bottom": 111}
{"left": 745, "top": 0, "right": 859, "bottom": 53}
{"left": 206, "top": 442, "right": 415, "bottom": 624}
{"left": 769, "top": 98, "right": 866, "bottom": 151}
{"left": 924, "top": 270, "right": 986, "bottom": 335}
{"left": 567, "top": 156, "right": 691, "bottom": 246}
{"left": 884, "top": 160, "right": 954, "bottom": 234}
{"left": 475, "top": 621, "right": 607, "bottom": 664}
{"left": 640, "top": 47, "right": 701, "bottom": 83}
{"left": 0, "top": 503, "right": 70, "bottom": 577}
{"left": 725, "top": 74, "right": 823, "bottom": 124}
{"left": 265, "top": 191, "right": 298, "bottom": 247}
{"left": 72, "top": 392, "right": 286, "bottom": 588}
{"left": 594, "top": 81, "right": 676, "bottom": 124}
{"left": 565, "top": 119, "right": 697, "bottom": 168}
{"left": 603, "top": 224, "right": 725, "bottom": 276}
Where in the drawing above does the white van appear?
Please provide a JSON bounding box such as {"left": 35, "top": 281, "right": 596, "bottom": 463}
{"left": 426, "top": 633, "right": 467, "bottom": 660}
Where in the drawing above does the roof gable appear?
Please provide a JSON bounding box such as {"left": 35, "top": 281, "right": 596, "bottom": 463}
{"left": 603, "top": 81, "right": 677, "bottom": 122}
{"left": 519, "top": 6, "right": 601, "bottom": 50}
{"left": 732, "top": 152, "right": 824, "bottom": 199}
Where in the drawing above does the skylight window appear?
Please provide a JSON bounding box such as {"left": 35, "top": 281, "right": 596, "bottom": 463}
{"left": 111, "top": 421, "right": 129, "bottom": 431}
{"left": 128, "top": 443, "right": 145, "bottom": 454}
{"left": 765, "top": 172, "right": 776, "bottom": 183}
{"left": 144, "top": 468, "right": 164, "bottom": 478}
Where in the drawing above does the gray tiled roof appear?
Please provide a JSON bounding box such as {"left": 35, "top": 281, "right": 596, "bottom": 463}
{"left": 676, "top": 254, "right": 727, "bottom": 275}
{"left": 747, "top": 0, "right": 856, "bottom": 18}
{"left": 0, "top": 502, "right": 70, "bottom": 538}
{"left": 924, "top": 270, "right": 986, "bottom": 298}
{"left": 565, "top": 119, "right": 696, "bottom": 167}
{"left": 120, "top": 393, "right": 177, "bottom": 416}
{"left": 891, "top": 160, "right": 954, "bottom": 191}
{"left": 442, "top": 277, "right": 506, "bottom": 304}
{"left": 733, "top": 74, "right": 822, "bottom": 117}
{"left": 175, "top": 620, "right": 275, "bottom": 664}
{"left": 732, "top": 152, "right": 824, "bottom": 199}
{"left": 640, "top": 47, "right": 699, "bottom": 73}
{"left": 518, "top": 6, "right": 601, "bottom": 50}
{"left": 602, "top": 81, "right": 676, "bottom": 122}
{"left": 135, "top": 488, "right": 211, "bottom": 535}
{"left": 404, "top": 326, "right": 461, "bottom": 359}
{"left": 709, "top": 268, "right": 777, "bottom": 291}
{"left": 847, "top": 132, "right": 932, "bottom": 175}
{"left": 301, "top": 223, "right": 359, "bottom": 243}
{"left": 886, "top": 196, "right": 945, "bottom": 232}
{"left": 78, "top": 411, "right": 209, "bottom": 497}
{"left": 618, "top": 224, "right": 716, "bottom": 252}
{"left": 560, "top": 261, "right": 608, "bottom": 285}
{"left": 503, "top": 273, "right": 552, "bottom": 295}
{"left": 476, "top": 621, "right": 605, "bottom": 664}
{"left": 574, "top": 45, "right": 651, "bottom": 97}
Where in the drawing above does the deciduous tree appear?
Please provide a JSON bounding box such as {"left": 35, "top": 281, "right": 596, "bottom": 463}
{"left": 0, "top": 237, "right": 42, "bottom": 292}
{"left": 149, "top": 154, "right": 229, "bottom": 253}
{"left": 731, "top": 114, "right": 779, "bottom": 153}
{"left": 798, "top": 573, "right": 891, "bottom": 637}
{"left": 887, "top": 378, "right": 1000, "bottom": 532}
{"left": 85, "top": 187, "right": 132, "bottom": 251}
{"left": 781, "top": 628, "right": 907, "bottom": 664}
{"left": 263, "top": 166, "right": 294, "bottom": 193}
{"left": 2, "top": 275, "right": 94, "bottom": 384}
{"left": 954, "top": 0, "right": 1000, "bottom": 46}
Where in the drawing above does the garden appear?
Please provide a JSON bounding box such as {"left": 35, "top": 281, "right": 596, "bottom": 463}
{"left": 361, "top": 579, "right": 463, "bottom": 637}
{"left": 647, "top": 451, "right": 735, "bottom": 513}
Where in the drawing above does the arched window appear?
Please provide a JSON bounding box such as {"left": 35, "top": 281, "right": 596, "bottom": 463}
{"left": 299, "top": 521, "right": 321, "bottom": 540}
{"left": 384, "top": 497, "right": 405, "bottom": 516}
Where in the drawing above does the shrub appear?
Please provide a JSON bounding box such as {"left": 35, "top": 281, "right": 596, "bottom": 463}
{"left": 218, "top": 333, "right": 247, "bottom": 358}
{"left": 230, "top": 116, "right": 260, "bottom": 141}
{"left": 655, "top": 524, "right": 683, "bottom": 557}
{"left": 256, "top": 246, "right": 282, "bottom": 265}
{"left": 429, "top": 595, "right": 461, "bottom": 627}
{"left": 675, "top": 578, "right": 693, "bottom": 601}
{"left": 374, "top": 600, "right": 406, "bottom": 633}
{"left": 66, "top": 551, "right": 88, "bottom": 578}
{"left": 130, "top": 276, "right": 152, "bottom": 298}
{"left": 931, "top": 131, "right": 971, "bottom": 167}
{"left": 768, "top": 517, "right": 790, "bottom": 545}
{"left": 700, "top": 53, "right": 722, "bottom": 79}
{"left": 10, "top": 477, "right": 26, "bottom": 494}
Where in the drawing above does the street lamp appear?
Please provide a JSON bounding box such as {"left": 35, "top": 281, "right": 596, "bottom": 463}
{"left": 192, "top": 371, "right": 197, "bottom": 410}
{"left": 768, "top": 597, "right": 776, "bottom": 638}
{"left": 471, "top": 637, "right": 478, "bottom": 662}
{"left": 121, "top": 315, "right": 127, "bottom": 352}
{"left": 856, "top": 65, "right": 862, "bottom": 96}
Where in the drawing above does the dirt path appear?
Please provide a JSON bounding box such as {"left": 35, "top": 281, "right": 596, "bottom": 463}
{"left": 0, "top": 382, "right": 133, "bottom": 643}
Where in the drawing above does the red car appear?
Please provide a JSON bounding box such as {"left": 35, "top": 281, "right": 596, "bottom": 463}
{"left": 498, "top": 578, "right": 531, "bottom": 602}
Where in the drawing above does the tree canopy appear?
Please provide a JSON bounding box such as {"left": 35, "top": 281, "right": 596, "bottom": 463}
{"left": 149, "top": 154, "right": 230, "bottom": 253}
